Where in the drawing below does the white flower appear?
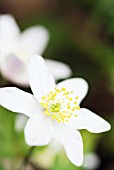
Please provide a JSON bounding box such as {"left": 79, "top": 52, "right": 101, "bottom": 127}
{"left": 0, "top": 55, "right": 111, "bottom": 166}
{"left": 0, "top": 14, "right": 72, "bottom": 86}
{"left": 83, "top": 152, "right": 101, "bottom": 170}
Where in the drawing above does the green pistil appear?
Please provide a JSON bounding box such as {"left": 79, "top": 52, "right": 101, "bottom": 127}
{"left": 50, "top": 103, "right": 61, "bottom": 112}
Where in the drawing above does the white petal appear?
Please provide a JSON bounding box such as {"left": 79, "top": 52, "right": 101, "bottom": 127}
{"left": 49, "top": 140, "right": 63, "bottom": 153}
{"left": 0, "top": 54, "right": 29, "bottom": 86}
{"left": 0, "top": 87, "right": 43, "bottom": 117}
{"left": 53, "top": 123, "right": 83, "bottom": 166}
{"left": 45, "top": 59, "right": 72, "bottom": 81}
{"left": 0, "top": 14, "right": 20, "bottom": 52}
{"left": 29, "top": 55, "right": 55, "bottom": 101}
{"left": 56, "top": 78, "right": 88, "bottom": 104}
{"left": 20, "top": 26, "right": 49, "bottom": 55}
{"left": 15, "top": 114, "right": 28, "bottom": 132}
{"left": 24, "top": 114, "right": 53, "bottom": 146}
{"left": 66, "top": 108, "right": 111, "bottom": 133}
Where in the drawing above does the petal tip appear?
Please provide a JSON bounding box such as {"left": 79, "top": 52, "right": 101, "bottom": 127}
{"left": 104, "top": 121, "right": 111, "bottom": 132}
{"left": 29, "top": 54, "right": 44, "bottom": 65}
{"left": 75, "top": 158, "right": 83, "bottom": 167}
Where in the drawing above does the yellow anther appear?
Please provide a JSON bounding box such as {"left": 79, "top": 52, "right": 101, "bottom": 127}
{"left": 56, "top": 89, "right": 60, "bottom": 92}
{"left": 67, "top": 115, "right": 71, "bottom": 118}
{"left": 67, "top": 105, "right": 71, "bottom": 109}
{"left": 44, "top": 110, "right": 51, "bottom": 116}
{"left": 60, "top": 113, "right": 62, "bottom": 116}
{"left": 77, "top": 106, "right": 80, "bottom": 110}
{"left": 40, "top": 102, "right": 44, "bottom": 106}
{"left": 74, "top": 101, "right": 77, "bottom": 105}
{"left": 42, "top": 96, "right": 46, "bottom": 100}
{"left": 50, "top": 91, "right": 53, "bottom": 94}
{"left": 74, "top": 114, "right": 78, "bottom": 117}
{"left": 52, "top": 115, "right": 56, "bottom": 119}
{"left": 75, "top": 96, "right": 78, "bottom": 99}
{"left": 69, "top": 98, "right": 72, "bottom": 101}
{"left": 62, "top": 87, "right": 66, "bottom": 91}
{"left": 64, "top": 92, "right": 69, "bottom": 95}
{"left": 47, "top": 94, "right": 50, "bottom": 97}
{"left": 51, "top": 96, "right": 55, "bottom": 100}
{"left": 57, "top": 119, "right": 61, "bottom": 123}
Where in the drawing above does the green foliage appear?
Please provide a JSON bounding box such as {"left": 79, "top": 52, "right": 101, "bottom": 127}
{"left": 0, "top": 107, "right": 28, "bottom": 158}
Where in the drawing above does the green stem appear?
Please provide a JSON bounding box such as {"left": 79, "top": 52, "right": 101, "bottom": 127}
{"left": 23, "top": 146, "right": 35, "bottom": 167}
{"left": 20, "top": 147, "right": 47, "bottom": 170}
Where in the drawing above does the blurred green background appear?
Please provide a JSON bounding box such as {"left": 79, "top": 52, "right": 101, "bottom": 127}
{"left": 0, "top": 0, "right": 114, "bottom": 169}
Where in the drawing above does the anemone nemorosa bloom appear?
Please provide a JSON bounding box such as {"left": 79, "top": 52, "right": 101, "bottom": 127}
{"left": 0, "top": 14, "right": 72, "bottom": 86}
{"left": 0, "top": 55, "right": 111, "bottom": 166}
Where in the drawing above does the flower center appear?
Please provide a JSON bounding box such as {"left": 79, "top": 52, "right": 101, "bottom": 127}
{"left": 50, "top": 103, "right": 61, "bottom": 112}
{"left": 40, "top": 87, "right": 80, "bottom": 123}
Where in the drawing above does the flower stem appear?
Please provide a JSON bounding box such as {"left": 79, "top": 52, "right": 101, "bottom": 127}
{"left": 21, "top": 146, "right": 35, "bottom": 169}
{"left": 19, "top": 146, "right": 47, "bottom": 170}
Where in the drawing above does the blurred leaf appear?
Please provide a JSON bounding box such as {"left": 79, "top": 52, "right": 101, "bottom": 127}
{"left": 51, "top": 153, "right": 84, "bottom": 170}
{"left": 0, "top": 106, "right": 28, "bottom": 158}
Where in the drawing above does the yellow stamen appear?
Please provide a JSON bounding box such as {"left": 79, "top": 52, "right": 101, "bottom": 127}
{"left": 40, "top": 87, "right": 80, "bottom": 123}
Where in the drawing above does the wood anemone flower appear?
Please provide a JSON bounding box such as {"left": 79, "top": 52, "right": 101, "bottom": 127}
{"left": 0, "top": 14, "right": 72, "bottom": 86}
{"left": 0, "top": 55, "right": 111, "bottom": 166}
